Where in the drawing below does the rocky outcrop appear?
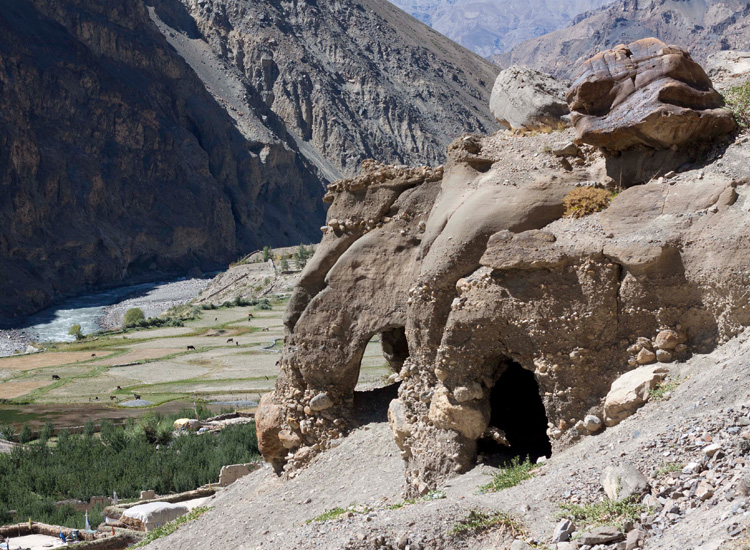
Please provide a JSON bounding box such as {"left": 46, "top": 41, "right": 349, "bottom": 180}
{"left": 502, "top": 0, "right": 750, "bottom": 79}
{"left": 257, "top": 47, "right": 750, "bottom": 496}
{"left": 0, "top": 0, "right": 326, "bottom": 321}
{"left": 567, "top": 39, "right": 735, "bottom": 151}
{"left": 157, "top": 0, "right": 500, "bottom": 177}
{"left": 490, "top": 66, "right": 570, "bottom": 131}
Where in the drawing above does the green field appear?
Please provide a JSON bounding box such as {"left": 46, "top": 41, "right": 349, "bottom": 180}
{"left": 0, "top": 299, "right": 392, "bottom": 428}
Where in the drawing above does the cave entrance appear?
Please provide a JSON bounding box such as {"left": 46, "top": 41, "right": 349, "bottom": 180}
{"left": 352, "top": 326, "right": 408, "bottom": 424}
{"left": 479, "top": 360, "right": 551, "bottom": 466}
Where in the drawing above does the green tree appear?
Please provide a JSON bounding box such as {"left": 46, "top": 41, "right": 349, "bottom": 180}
{"left": 39, "top": 420, "right": 55, "bottom": 444}
{"left": 261, "top": 245, "right": 272, "bottom": 262}
{"left": 280, "top": 256, "right": 289, "bottom": 271}
{"left": 83, "top": 420, "right": 95, "bottom": 437}
{"left": 18, "top": 423, "right": 32, "bottom": 444}
{"left": 123, "top": 308, "right": 145, "bottom": 327}
{"left": 68, "top": 324, "right": 84, "bottom": 340}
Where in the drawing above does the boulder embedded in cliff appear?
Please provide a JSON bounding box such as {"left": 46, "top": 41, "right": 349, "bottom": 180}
{"left": 567, "top": 38, "right": 735, "bottom": 151}
{"left": 490, "top": 66, "right": 570, "bottom": 130}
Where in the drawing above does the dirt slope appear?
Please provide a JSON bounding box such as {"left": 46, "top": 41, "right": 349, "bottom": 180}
{"left": 143, "top": 328, "right": 750, "bottom": 549}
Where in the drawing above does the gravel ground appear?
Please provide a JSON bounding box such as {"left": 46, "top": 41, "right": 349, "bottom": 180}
{"left": 141, "top": 328, "right": 750, "bottom": 550}
{"left": 99, "top": 277, "right": 211, "bottom": 330}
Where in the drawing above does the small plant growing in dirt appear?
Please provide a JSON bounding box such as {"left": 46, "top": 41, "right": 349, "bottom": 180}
{"left": 563, "top": 187, "right": 614, "bottom": 218}
{"left": 557, "top": 496, "right": 645, "bottom": 530}
{"left": 648, "top": 376, "right": 684, "bottom": 401}
{"left": 724, "top": 81, "right": 750, "bottom": 128}
{"left": 449, "top": 509, "right": 526, "bottom": 537}
{"left": 123, "top": 307, "right": 146, "bottom": 327}
{"left": 479, "top": 456, "right": 537, "bottom": 493}
{"left": 655, "top": 462, "right": 684, "bottom": 477}
{"left": 307, "top": 503, "right": 372, "bottom": 523}
{"left": 68, "top": 323, "right": 85, "bottom": 340}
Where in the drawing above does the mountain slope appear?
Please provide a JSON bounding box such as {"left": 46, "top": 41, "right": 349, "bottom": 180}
{"left": 158, "top": 0, "right": 500, "bottom": 176}
{"left": 0, "top": 0, "right": 326, "bottom": 321}
{"left": 0, "top": 0, "right": 500, "bottom": 321}
{"left": 387, "top": 0, "right": 614, "bottom": 57}
{"left": 502, "top": 0, "right": 750, "bottom": 78}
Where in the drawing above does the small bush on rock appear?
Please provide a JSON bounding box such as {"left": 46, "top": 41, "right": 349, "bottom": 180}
{"left": 724, "top": 82, "right": 750, "bottom": 128}
{"left": 563, "top": 187, "right": 614, "bottom": 218}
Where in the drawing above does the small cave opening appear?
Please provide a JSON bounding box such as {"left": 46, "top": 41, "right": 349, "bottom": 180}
{"left": 478, "top": 360, "right": 552, "bottom": 466}
{"left": 352, "top": 326, "right": 409, "bottom": 424}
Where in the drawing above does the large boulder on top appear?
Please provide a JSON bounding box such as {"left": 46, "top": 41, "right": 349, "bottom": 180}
{"left": 490, "top": 66, "right": 570, "bottom": 130}
{"left": 567, "top": 38, "right": 735, "bottom": 151}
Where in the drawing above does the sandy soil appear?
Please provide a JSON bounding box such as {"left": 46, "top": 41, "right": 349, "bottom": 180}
{"left": 3, "top": 534, "right": 66, "bottom": 550}
{"left": 0, "top": 351, "right": 108, "bottom": 371}
{"left": 0, "top": 380, "right": 53, "bottom": 400}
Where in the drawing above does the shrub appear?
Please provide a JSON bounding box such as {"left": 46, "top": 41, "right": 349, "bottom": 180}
{"left": 123, "top": 308, "right": 146, "bottom": 327}
{"left": 563, "top": 187, "right": 614, "bottom": 218}
{"left": 0, "top": 424, "right": 16, "bottom": 442}
{"left": 18, "top": 423, "right": 32, "bottom": 444}
{"left": 262, "top": 245, "right": 272, "bottom": 262}
{"left": 68, "top": 324, "right": 84, "bottom": 341}
{"left": 449, "top": 510, "right": 526, "bottom": 537}
{"left": 557, "top": 496, "right": 645, "bottom": 530}
{"left": 724, "top": 81, "right": 750, "bottom": 128}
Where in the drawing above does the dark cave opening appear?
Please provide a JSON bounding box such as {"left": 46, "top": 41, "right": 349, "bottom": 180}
{"left": 478, "top": 360, "right": 552, "bottom": 466}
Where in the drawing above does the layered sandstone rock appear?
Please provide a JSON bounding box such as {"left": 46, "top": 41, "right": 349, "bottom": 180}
{"left": 567, "top": 38, "right": 735, "bottom": 151}
{"left": 258, "top": 51, "right": 750, "bottom": 496}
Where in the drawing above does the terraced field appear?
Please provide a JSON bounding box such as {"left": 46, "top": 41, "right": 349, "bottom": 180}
{"left": 0, "top": 299, "right": 392, "bottom": 427}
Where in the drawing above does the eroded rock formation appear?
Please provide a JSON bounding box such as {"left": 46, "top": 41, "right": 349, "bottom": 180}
{"left": 257, "top": 46, "right": 749, "bottom": 495}
{"left": 567, "top": 38, "right": 735, "bottom": 151}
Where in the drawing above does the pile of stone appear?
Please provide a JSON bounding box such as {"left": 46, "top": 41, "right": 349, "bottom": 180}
{"left": 544, "top": 405, "right": 750, "bottom": 549}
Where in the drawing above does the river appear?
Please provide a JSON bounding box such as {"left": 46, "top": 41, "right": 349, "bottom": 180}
{"left": 0, "top": 276, "right": 211, "bottom": 356}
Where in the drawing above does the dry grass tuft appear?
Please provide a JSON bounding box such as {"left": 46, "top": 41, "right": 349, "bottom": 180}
{"left": 563, "top": 187, "right": 614, "bottom": 218}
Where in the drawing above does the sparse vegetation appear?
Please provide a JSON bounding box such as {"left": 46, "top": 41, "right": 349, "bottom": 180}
{"left": 724, "top": 81, "right": 750, "bottom": 128}
{"left": 557, "top": 496, "right": 645, "bottom": 530}
{"left": 449, "top": 509, "right": 526, "bottom": 537}
{"left": 132, "top": 506, "right": 211, "bottom": 548}
{"left": 68, "top": 323, "right": 85, "bottom": 340}
{"left": 479, "top": 456, "right": 537, "bottom": 493}
{"left": 649, "top": 377, "right": 684, "bottom": 401}
{"left": 307, "top": 506, "right": 349, "bottom": 523}
{"left": 563, "top": 187, "right": 615, "bottom": 218}
{"left": 123, "top": 307, "right": 146, "bottom": 327}
{"left": 387, "top": 490, "right": 446, "bottom": 510}
{"left": 262, "top": 245, "right": 273, "bottom": 262}
{"left": 655, "top": 462, "right": 684, "bottom": 476}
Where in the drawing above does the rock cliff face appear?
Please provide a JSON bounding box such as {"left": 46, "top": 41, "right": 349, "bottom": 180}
{"left": 503, "top": 0, "right": 750, "bottom": 78}
{"left": 0, "top": 0, "right": 325, "bottom": 320}
{"left": 162, "top": 0, "right": 500, "bottom": 177}
{"left": 257, "top": 46, "right": 748, "bottom": 495}
{"left": 387, "top": 0, "right": 613, "bottom": 57}
{"left": 0, "top": 0, "right": 499, "bottom": 321}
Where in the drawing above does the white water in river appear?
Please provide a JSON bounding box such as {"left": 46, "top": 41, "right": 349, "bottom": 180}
{"left": 22, "top": 282, "right": 167, "bottom": 343}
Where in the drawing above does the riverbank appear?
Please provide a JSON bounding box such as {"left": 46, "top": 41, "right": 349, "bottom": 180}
{"left": 0, "top": 277, "right": 211, "bottom": 358}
